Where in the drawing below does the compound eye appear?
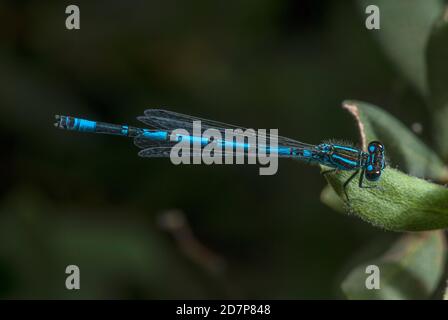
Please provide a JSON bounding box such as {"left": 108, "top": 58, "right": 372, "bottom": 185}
{"left": 365, "top": 168, "right": 381, "bottom": 181}
{"left": 368, "top": 141, "right": 384, "bottom": 153}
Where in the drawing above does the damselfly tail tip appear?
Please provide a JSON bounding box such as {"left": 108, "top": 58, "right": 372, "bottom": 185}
{"left": 54, "top": 114, "right": 64, "bottom": 129}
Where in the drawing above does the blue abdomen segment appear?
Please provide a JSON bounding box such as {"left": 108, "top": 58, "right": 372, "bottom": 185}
{"left": 75, "top": 118, "right": 97, "bottom": 132}
{"left": 169, "top": 133, "right": 293, "bottom": 156}
{"left": 142, "top": 130, "right": 168, "bottom": 141}
{"left": 55, "top": 115, "right": 97, "bottom": 132}
{"left": 55, "top": 115, "right": 157, "bottom": 138}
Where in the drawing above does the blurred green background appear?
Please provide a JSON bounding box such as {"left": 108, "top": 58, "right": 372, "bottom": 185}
{"left": 0, "top": 0, "right": 434, "bottom": 298}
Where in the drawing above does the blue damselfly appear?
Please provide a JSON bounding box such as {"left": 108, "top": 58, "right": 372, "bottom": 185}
{"left": 54, "top": 109, "right": 386, "bottom": 199}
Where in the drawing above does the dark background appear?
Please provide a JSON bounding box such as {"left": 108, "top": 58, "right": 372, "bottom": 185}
{"left": 0, "top": 0, "right": 430, "bottom": 298}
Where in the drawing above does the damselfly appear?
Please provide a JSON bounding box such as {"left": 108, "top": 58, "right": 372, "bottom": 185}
{"left": 54, "top": 109, "right": 386, "bottom": 199}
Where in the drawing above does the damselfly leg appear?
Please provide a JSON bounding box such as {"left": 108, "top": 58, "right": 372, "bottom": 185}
{"left": 321, "top": 169, "right": 359, "bottom": 201}
{"left": 343, "top": 169, "right": 381, "bottom": 201}
{"left": 322, "top": 169, "right": 357, "bottom": 201}
{"left": 342, "top": 170, "right": 360, "bottom": 201}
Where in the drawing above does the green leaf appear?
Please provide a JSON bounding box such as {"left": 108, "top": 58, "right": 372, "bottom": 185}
{"left": 320, "top": 184, "right": 344, "bottom": 213}
{"left": 444, "top": 282, "right": 448, "bottom": 300}
{"left": 325, "top": 167, "right": 448, "bottom": 231}
{"left": 342, "top": 231, "right": 446, "bottom": 299}
{"left": 321, "top": 101, "right": 448, "bottom": 231}
{"left": 342, "top": 100, "right": 448, "bottom": 181}
{"left": 358, "top": 0, "right": 444, "bottom": 96}
{"left": 427, "top": 8, "right": 448, "bottom": 161}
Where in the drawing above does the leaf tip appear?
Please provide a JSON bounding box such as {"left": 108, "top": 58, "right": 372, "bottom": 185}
{"left": 443, "top": 6, "right": 448, "bottom": 23}
{"left": 342, "top": 100, "right": 367, "bottom": 150}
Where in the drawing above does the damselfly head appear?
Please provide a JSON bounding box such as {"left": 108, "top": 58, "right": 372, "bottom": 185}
{"left": 365, "top": 141, "right": 386, "bottom": 181}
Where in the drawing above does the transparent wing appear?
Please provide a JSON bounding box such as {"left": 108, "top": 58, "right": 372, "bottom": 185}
{"left": 134, "top": 136, "right": 176, "bottom": 150}
{"left": 137, "top": 146, "right": 284, "bottom": 158}
{"left": 134, "top": 135, "right": 250, "bottom": 158}
{"left": 138, "top": 147, "right": 173, "bottom": 158}
{"left": 138, "top": 147, "right": 207, "bottom": 158}
{"left": 135, "top": 135, "right": 291, "bottom": 158}
{"left": 137, "top": 109, "right": 315, "bottom": 150}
